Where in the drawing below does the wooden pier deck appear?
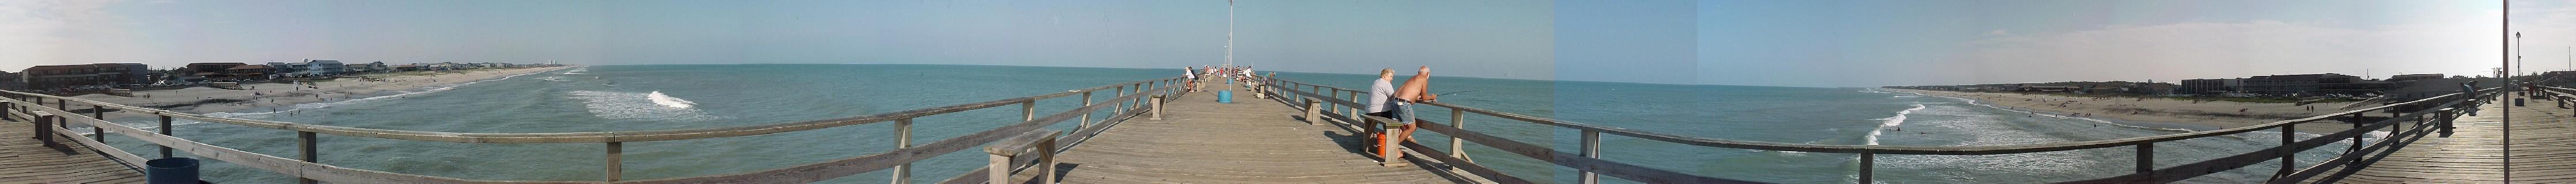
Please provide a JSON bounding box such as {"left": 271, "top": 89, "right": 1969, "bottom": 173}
{"left": 0, "top": 117, "right": 147, "bottom": 183}
{"left": 1018, "top": 87, "right": 1472, "bottom": 183}
{"left": 2300, "top": 95, "right": 2576, "bottom": 183}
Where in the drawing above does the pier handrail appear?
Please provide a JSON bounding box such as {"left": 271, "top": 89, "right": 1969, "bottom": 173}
{"left": 0, "top": 78, "right": 1173, "bottom": 143}
{"left": 2, "top": 76, "right": 1187, "bottom": 183}
{"left": 1260, "top": 77, "right": 2495, "bottom": 183}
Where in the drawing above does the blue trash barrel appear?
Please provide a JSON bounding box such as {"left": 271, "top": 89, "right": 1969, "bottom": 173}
{"left": 1218, "top": 91, "right": 1234, "bottom": 103}
{"left": 146, "top": 158, "right": 200, "bottom": 184}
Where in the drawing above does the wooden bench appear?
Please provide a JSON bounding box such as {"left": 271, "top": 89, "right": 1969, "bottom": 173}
{"left": 984, "top": 129, "right": 1062, "bottom": 184}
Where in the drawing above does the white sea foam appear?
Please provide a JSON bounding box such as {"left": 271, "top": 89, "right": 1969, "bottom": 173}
{"left": 1865, "top": 103, "right": 1927, "bottom": 145}
{"left": 206, "top": 67, "right": 569, "bottom": 118}
{"left": 1882, "top": 89, "right": 2385, "bottom": 142}
{"left": 647, "top": 91, "right": 698, "bottom": 109}
{"left": 570, "top": 90, "right": 715, "bottom": 121}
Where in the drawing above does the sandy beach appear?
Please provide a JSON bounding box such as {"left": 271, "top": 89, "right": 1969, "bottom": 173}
{"left": 1891, "top": 89, "right": 2367, "bottom": 134}
{"left": 64, "top": 67, "right": 570, "bottom": 116}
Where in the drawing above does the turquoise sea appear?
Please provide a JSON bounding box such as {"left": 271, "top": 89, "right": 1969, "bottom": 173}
{"left": 95, "top": 64, "right": 2367, "bottom": 183}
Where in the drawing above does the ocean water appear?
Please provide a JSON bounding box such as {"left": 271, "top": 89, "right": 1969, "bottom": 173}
{"left": 92, "top": 64, "right": 2366, "bottom": 183}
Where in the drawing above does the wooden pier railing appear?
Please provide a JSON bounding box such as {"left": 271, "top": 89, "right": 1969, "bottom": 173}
{"left": 0, "top": 76, "right": 1187, "bottom": 183}
{"left": 1256, "top": 77, "right": 2496, "bottom": 183}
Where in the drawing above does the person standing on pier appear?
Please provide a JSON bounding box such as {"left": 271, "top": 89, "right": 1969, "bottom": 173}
{"left": 1365, "top": 66, "right": 1437, "bottom": 161}
{"left": 1184, "top": 67, "right": 1200, "bottom": 92}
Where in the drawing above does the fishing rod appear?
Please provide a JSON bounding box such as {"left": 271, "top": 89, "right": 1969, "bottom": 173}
{"left": 1438, "top": 90, "right": 1481, "bottom": 96}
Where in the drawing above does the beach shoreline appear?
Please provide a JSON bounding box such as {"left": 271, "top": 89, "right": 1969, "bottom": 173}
{"left": 1886, "top": 89, "right": 2357, "bottom": 135}
{"left": 68, "top": 67, "right": 571, "bottom": 117}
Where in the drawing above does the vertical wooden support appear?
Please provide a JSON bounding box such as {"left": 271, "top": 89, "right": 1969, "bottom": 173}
{"left": 1150, "top": 95, "right": 1165, "bottom": 120}
{"left": 893, "top": 118, "right": 914, "bottom": 184}
{"left": 1038, "top": 137, "right": 1060, "bottom": 184}
{"left": 986, "top": 152, "right": 1011, "bottom": 184}
{"left": 1450, "top": 108, "right": 1468, "bottom": 162}
{"left": 1080, "top": 91, "right": 1093, "bottom": 128}
{"left": 2136, "top": 143, "right": 2154, "bottom": 181}
{"left": 1304, "top": 99, "right": 1321, "bottom": 125}
{"left": 1858, "top": 152, "right": 1874, "bottom": 183}
{"left": 2348, "top": 114, "right": 2362, "bottom": 155}
{"left": 158, "top": 114, "right": 172, "bottom": 158}
{"left": 1345, "top": 91, "right": 1359, "bottom": 122}
{"left": 298, "top": 131, "right": 319, "bottom": 184}
{"left": 1579, "top": 129, "right": 1601, "bottom": 184}
{"left": 1022, "top": 101, "right": 1036, "bottom": 122}
{"left": 1379, "top": 118, "right": 1406, "bottom": 167}
{"left": 2278, "top": 125, "right": 2295, "bottom": 177}
{"left": 34, "top": 114, "right": 55, "bottom": 148}
{"left": 1, "top": 101, "right": 11, "bottom": 121}
{"left": 1114, "top": 86, "right": 1127, "bottom": 115}
{"left": 605, "top": 141, "right": 623, "bottom": 182}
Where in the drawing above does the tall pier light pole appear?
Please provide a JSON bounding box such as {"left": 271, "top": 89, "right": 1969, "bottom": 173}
{"left": 2502, "top": 1, "right": 2513, "bottom": 179}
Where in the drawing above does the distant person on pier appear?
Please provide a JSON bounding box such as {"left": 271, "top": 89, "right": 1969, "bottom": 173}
{"left": 1184, "top": 67, "right": 1200, "bottom": 92}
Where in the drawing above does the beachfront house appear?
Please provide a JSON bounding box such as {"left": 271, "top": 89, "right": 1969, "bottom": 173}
{"left": 2240, "top": 73, "right": 2390, "bottom": 96}
{"left": 218, "top": 65, "right": 273, "bottom": 80}
{"left": 183, "top": 63, "right": 249, "bottom": 82}
{"left": 301, "top": 59, "right": 346, "bottom": 76}
{"left": 21, "top": 63, "right": 150, "bottom": 90}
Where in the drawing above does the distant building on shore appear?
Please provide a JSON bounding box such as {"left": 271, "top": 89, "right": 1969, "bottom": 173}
{"left": 0, "top": 71, "right": 21, "bottom": 91}
{"left": 2241, "top": 73, "right": 2389, "bottom": 96}
{"left": 21, "top": 63, "right": 150, "bottom": 90}
{"left": 183, "top": 63, "right": 249, "bottom": 82}
{"left": 300, "top": 59, "right": 347, "bottom": 76}
{"left": 2179, "top": 78, "right": 2242, "bottom": 95}
{"left": 2388, "top": 74, "right": 2446, "bottom": 82}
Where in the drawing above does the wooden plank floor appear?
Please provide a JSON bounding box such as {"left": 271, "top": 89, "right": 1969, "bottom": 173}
{"left": 1015, "top": 85, "right": 1473, "bottom": 183}
{"left": 0, "top": 118, "right": 148, "bottom": 183}
{"left": 2300, "top": 95, "right": 2576, "bottom": 183}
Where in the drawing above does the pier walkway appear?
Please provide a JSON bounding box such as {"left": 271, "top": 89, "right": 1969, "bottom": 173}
{"left": 0, "top": 109, "right": 146, "bottom": 183}
{"left": 2301, "top": 90, "right": 2576, "bottom": 183}
{"left": 0, "top": 75, "right": 2551, "bottom": 183}
{"left": 1017, "top": 86, "right": 1468, "bottom": 183}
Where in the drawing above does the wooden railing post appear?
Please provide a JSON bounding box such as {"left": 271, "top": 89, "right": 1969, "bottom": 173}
{"left": 2278, "top": 124, "right": 2295, "bottom": 177}
{"left": 1, "top": 101, "right": 11, "bottom": 121}
{"left": 2348, "top": 113, "right": 2362, "bottom": 155}
{"left": 1579, "top": 129, "right": 1601, "bottom": 184}
{"left": 298, "top": 131, "right": 319, "bottom": 184}
{"left": 159, "top": 114, "right": 172, "bottom": 158}
{"left": 893, "top": 118, "right": 914, "bottom": 184}
{"left": 1081, "top": 91, "right": 1093, "bottom": 128}
{"left": 1450, "top": 108, "right": 1468, "bottom": 162}
{"left": 606, "top": 141, "right": 623, "bottom": 182}
{"left": 2136, "top": 143, "right": 2154, "bottom": 181}
{"left": 1150, "top": 95, "right": 1165, "bottom": 120}
{"left": 1858, "top": 152, "right": 1874, "bottom": 183}
{"left": 1115, "top": 86, "right": 1127, "bottom": 115}
{"left": 1304, "top": 99, "right": 1321, "bottom": 125}
{"left": 34, "top": 114, "right": 56, "bottom": 148}
{"left": 1328, "top": 90, "right": 1342, "bottom": 117}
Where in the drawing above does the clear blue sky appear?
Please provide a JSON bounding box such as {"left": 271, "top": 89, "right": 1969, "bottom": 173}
{"left": 1, "top": 0, "right": 2548, "bottom": 87}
